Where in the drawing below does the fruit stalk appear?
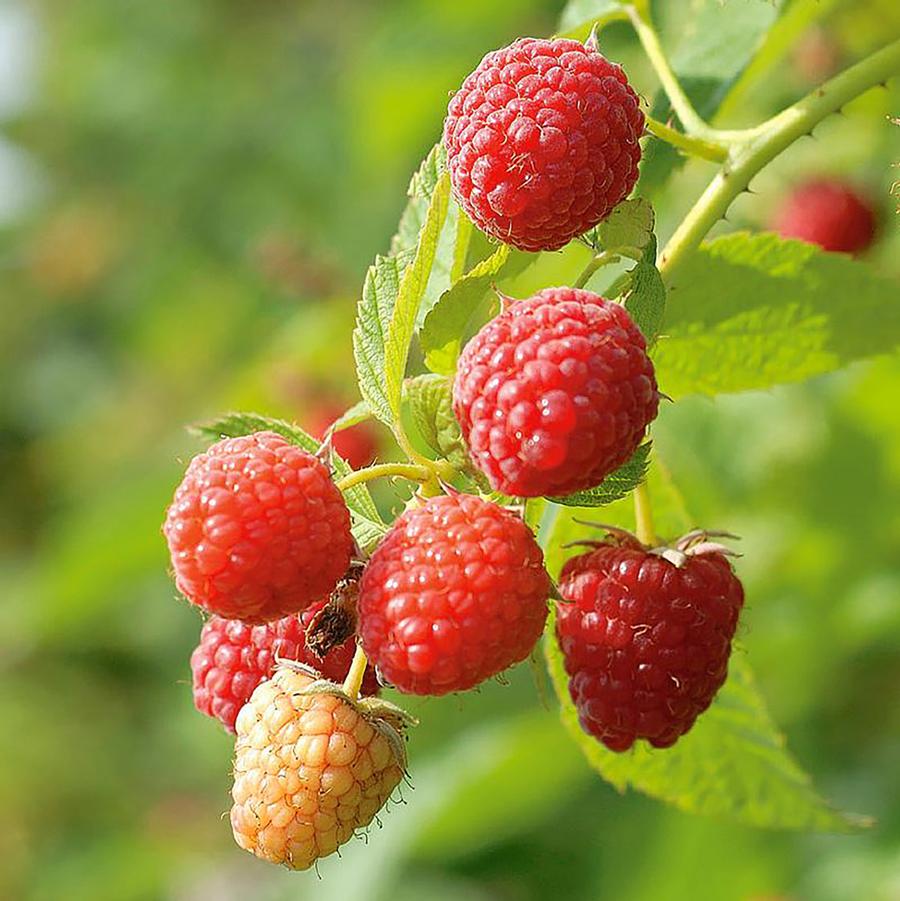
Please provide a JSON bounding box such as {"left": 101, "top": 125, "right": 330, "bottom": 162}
{"left": 341, "top": 643, "right": 370, "bottom": 700}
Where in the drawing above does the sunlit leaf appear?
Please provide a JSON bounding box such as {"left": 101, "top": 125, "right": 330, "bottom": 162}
{"left": 655, "top": 232, "right": 900, "bottom": 397}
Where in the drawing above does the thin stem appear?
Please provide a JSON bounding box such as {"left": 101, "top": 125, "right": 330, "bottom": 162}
{"left": 573, "top": 250, "right": 615, "bottom": 288}
{"left": 644, "top": 116, "right": 727, "bottom": 163}
{"left": 626, "top": 5, "right": 711, "bottom": 139}
{"left": 342, "top": 644, "right": 369, "bottom": 699}
{"left": 336, "top": 461, "right": 433, "bottom": 492}
{"left": 660, "top": 38, "right": 900, "bottom": 287}
{"left": 633, "top": 481, "right": 657, "bottom": 546}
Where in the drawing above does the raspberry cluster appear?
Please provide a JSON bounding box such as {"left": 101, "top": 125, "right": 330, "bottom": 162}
{"left": 444, "top": 37, "right": 644, "bottom": 252}
{"left": 159, "top": 27, "right": 757, "bottom": 876}
{"left": 453, "top": 287, "right": 658, "bottom": 497}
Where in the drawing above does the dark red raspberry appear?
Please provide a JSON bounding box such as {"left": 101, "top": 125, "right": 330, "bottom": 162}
{"left": 453, "top": 287, "right": 658, "bottom": 498}
{"left": 556, "top": 532, "right": 744, "bottom": 751}
{"left": 358, "top": 493, "right": 550, "bottom": 695}
{"left": 164, "top": 431, "right": 352, "bottom": 623}
{"left": 772, "top": 179, "right": 877, "bottom": 254}
{"left": 191, "top": 600, "right": 380, "bottom": 732}
{"left": 443, "top": 37, "right": 644, "bottom": 252}
{"left": 307, "top": 402, "right": 378, "bottom": 470}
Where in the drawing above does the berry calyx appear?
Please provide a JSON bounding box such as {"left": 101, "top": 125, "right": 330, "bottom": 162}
{"left": 453, "top": 287, "right": 658, "bottom": 498}
{"left": 358, "top": 493, "right": 551, "bottom": 695}
{"left": 230, "top": 666, "right": 411, "bottom": 870}
{"left": 772, "top": 179, "right": 878, "bottom": 255}
{"left": 556, "top": 528, "right": 744, "bottom": 751}
{"left": 190, "top": 592, "right": 379, "bottom": 733}
{"left": 163, "top": 431, "right": 353, "bottom": 623}
{"left": 443, "top": 37, "right": 644, "bottom": 252}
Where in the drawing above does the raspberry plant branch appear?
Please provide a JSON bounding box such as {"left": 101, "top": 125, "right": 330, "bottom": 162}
{"left": 659, "top": 37, "right": 900, "bottom": 286}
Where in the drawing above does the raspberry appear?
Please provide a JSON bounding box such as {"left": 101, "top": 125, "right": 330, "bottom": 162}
{"left": 358, "top": 493, "right": 550, "bottom": 695}
{"left": 443, "top": 37, "right": 644, "bottom": 252}
{"left": 556, "top": 530, "right": 744, "bottom": 751}
{"left": 308, "top": 402, "right": 379, "bottom": 470}
{"left": 230, "top": 667, "right": 409, "bottom": 870}
{"left": 453, "top": 287, "right": 658, "bottom": 498}
{"left": 190, "top": 599, "right": 379, "bottom": 733}
{"left": 164, "top": 431, "right": 352, "bottom": 623}
{"left": 772, "top": 179, "right": 877, "bottom": 254}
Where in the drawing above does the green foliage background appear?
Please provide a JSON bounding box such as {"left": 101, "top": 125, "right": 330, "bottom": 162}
{"left": 1, "top": 1, "right": 899, "bottom": 899}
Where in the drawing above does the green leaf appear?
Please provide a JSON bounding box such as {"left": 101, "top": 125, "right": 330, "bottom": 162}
{"left": 331, "top": 399, "right": 372, "bottom": 433}
{"left": 420, "top": 245, "right": 534, "bottom": 375}
{"left": 405, "top": 373, "right": 478, "bottom": 480}
{"left": 549, "top": 443, "right": 651, "bottom": 507}
{"left": 655, "top": 232, "right": 900, "bottom": 397}
{"left": 420, "top": 244, "right": 508, "bottom": 374}
{"left": 624, "top": 235, "right": 666, "bottom": 342}
{"left": 191, "top": 412, "right": 386, "bottom": 552}
{"left": 391, "top": 144, "right": 447, "bottom": 256}
{"left": 597, "top": 198, "right": 655, "bottom": 256}
{"left": 353, "top": 252, "right": 413, "bottom": 427}
{"left": 354, "top": 172, "right": 452, "bottom": 433}
{"left": 544, "top": 625, "right": 862, "bottom": 831}
{"left": 559, "top": 0, "right": 628, "bottom": 35}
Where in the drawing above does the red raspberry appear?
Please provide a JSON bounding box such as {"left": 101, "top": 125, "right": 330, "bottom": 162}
{"left": 772, "top": 179, "right": 877, "bottom": 254}
{"left": 556, "top": 531, "right": 744, "bottom": 751}
{"left": 191, "top": 600, "right": 380, "bottom": 732}
{"left": 358, "top": 494, "right": 550, "bottom": 695}
{"left": 443, "top": 37, "right": 644, "bottom": 252}
{"left": 453, "top": 287, "right": 658, "bottom": 498}
{"left": 307, "top": 402, "right": 378, "bottom": 470}
{"left": 164, "top": 431, "right": 352, "bottom": 623}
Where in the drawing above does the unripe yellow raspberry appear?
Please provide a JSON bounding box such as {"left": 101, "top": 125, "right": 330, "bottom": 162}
{"left": 230, "top": 665, "right": 409, "bottom": 870}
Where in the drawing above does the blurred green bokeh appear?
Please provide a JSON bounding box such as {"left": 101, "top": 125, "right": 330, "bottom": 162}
{"left": 1, "top": 1, "right": 898, "bottom": 899}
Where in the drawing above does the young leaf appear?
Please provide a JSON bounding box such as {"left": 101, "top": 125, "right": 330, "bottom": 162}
{"left": 391, "top": 144, "right": 447, "bottom": 256}
{"left": 405, "top": 373, "right": 477, "bottom": 479}
{"left": 548, "top": 443, "right": 651, "bottom": 507}
{"left": 420, "top": 245, "right": 534, "bottom": 375}
{"left": 353, "top": 251, "right": 413, "bottom": 427}
{"left": 544, "top": 625, "right": 863, "bottom": 831}
{"left": 624, "top": 235, "right": 666, "bottom": 342}
{"left": 191, "top": 412, "right": 386, "bottom": 552}
{"left": 655, "top": 232, "right": 900, "bottom": 397}
{"left": 354, "top": 173, "right": 452, "bottom": 433}
{"left": 597, "top": 198, "right": 655, "bottom": 257}
{"left": 331, "top": 399, "right": 372, "bottom": 433}
{"left": 384, "top": 172, "right": 452, "bottom": 418}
